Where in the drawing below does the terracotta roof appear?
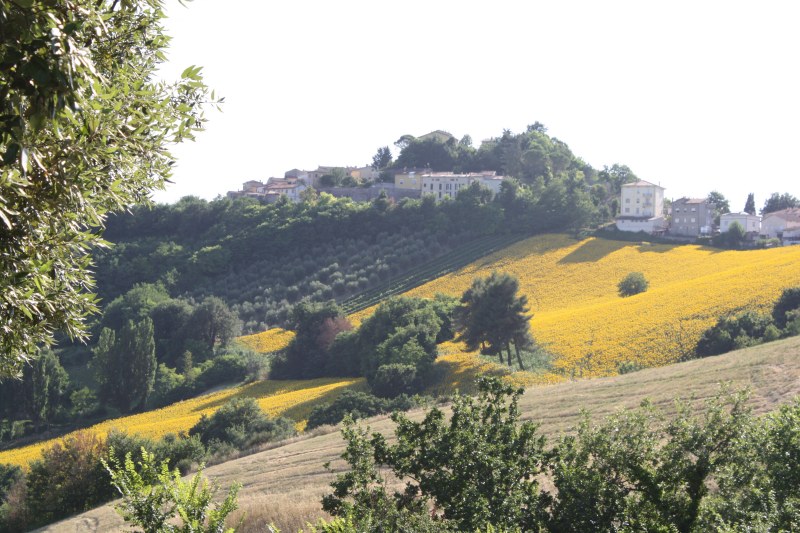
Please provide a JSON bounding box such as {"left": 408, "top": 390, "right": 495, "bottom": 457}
{"left": 763, "top": 207, "right": 800, "bottom": 222}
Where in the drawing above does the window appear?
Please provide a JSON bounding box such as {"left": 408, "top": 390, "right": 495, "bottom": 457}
{"left": 691, "top": 218, "right": 696, "bottom": 223}
{"left": 625, "top": 207, "right": 630, "bottom": 213}
{"left": 691, "top": 207, "right": 697, "bottom": 212}
{"left": 625, "top": 198, "right": 630, "bottom": 204}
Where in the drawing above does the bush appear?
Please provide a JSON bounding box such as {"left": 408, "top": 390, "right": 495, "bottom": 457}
{"left": 772, "top": 286, "right": 800, "bottom": 329}
{"left": 24, "top": 432, "right": 111, "bottom": 528}
{"left": 617, "top": 272, "right": 649, "bottom": 297}
{"left": 696, "top": 311, "right": 775, "bottom": 357}
{"left": 188, "top": 398, "right": 295, "bottom": 452}
{"left": 306, "top": 391, "right": 416, "bottom": 430}
{"left": 371, "top": 364, "right": 417, "bottom": 399}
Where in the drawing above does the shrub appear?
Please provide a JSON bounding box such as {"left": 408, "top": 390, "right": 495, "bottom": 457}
{"left": 104, "top": 449, "right": 239, "bottom": 533}
{"left": 617, "top": 272, "right": 649, "bottom": 297}
{"left": 307, "top": 391, "right": 416, "bottom": 430}
{"left": 696, "top": 311, "right": 775, "bottom": 357}
{"left": 25, "top": 432, "right": 111, "bottom": 528}
{"left": 188, "top": 398, "right": 295, "bottom": 452}
{"left": 371, "top": 364, "right": 417, "bottom": 399}
{"left": 772, "top": 286, "right": 800, "bottom": 328}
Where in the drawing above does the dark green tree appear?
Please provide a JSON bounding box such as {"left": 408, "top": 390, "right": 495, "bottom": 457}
{"left": 744, "top": 192, "right": 756, "bottom": 215}
{"left": 0, "top": 0, "right": 214, "bottom": 376}
{"left": 455, "top": 272, "right": 532, "bottom": 369}
{"left": 371, "top": 146, "right": 393, "bottom": 170}
{"left": 772, "top": 286, "right": 800, "bottom": 329}
{"left": 188, "top": 397, "right": 295, "bottom": 450}
{"left": 93, "top": 319, "right": 156, "bottom": 413}
{"left": 22, "top": 349, "right": 69, "bottom": 430}
{"left": 187, "top": 296, "right": 242, "bottom": 353}
{"left": 617, "top": 272, "right": 649, "bottom": 297}
{"left": 270, "top": 301, "right": 351, "bottom": 379}
{"left": 762, "top": 192, "right": 800, "bottom": 214}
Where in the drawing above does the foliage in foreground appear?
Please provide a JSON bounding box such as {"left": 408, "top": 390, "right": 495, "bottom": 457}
{"left": 324, "top": 377, "right": 800, "bottom": 532}
{"left": 0, "top": 0, "right": 214, "bottom": 376}
{"left": 104, "top": 449, "right": 240, "bottom": 533}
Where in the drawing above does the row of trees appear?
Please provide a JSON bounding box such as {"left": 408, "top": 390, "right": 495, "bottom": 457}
{"left": 322, "top": 378, "right": 800, "bottom": 532}
{"left": 696, "top": 286, "right": 800, "bottom": 357}
{"left": 272, "top": 272, "right": 535, "bottom": 398}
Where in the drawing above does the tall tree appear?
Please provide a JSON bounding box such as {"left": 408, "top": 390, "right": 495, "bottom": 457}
{"left": 371, "top": 146, "right": 393, "bottom": 170}
{"left": 762, "top": 192, "right": 800, "bottom": 214}
{"left": 93, "top": 318, "right": 156, "bottom": 413}
{"left": 455, "top": 272, "right": 532, "bottom": 369}
{"left": 0, "top": 0, "right": 214, "bottom": 376}
{"left": 743, "top": 193, "right": 756, "bottom": 215}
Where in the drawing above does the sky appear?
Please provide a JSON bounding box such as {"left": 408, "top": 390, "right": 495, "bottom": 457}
{"left": 154, "top": 0, "right": 800, "bottom": 212}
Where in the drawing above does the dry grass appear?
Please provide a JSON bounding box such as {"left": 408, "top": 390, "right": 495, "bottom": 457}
{"left": 40, "top": 336, "right": 800, "bottom": 533}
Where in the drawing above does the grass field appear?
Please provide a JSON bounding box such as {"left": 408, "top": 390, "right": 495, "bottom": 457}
{"left": 42, "top": 336, "right": 800, "bottom": 533}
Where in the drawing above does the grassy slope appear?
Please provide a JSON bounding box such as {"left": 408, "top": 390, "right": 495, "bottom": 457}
{"left": 41, "top": 336, "right": 800, "bottom": 532}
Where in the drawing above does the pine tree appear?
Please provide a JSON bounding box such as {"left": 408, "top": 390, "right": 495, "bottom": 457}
{"left": 744, "top": 193, "right": 756, "bottom": 215}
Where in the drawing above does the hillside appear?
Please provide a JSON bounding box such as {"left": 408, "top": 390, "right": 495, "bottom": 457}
{"left": 41, "top": 336, "right": 800, "bottom": 532}
{"left": 251, "top": 233, "right": 800, "bottom": 376}
{"left": 6, "top": 233, "right": 800, "bottom": 467}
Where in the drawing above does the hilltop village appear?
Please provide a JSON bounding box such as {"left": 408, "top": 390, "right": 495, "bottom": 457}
{"left": 228, "top": 158, "right": 800, "bottom": 246}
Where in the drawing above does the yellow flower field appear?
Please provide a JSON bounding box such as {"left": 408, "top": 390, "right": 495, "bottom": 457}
{"left": 237, "top": 328, "right": 295, "bottom": 353}
{"left": 395, "top": 234, "right": 800, "bottom": 377}
{"left": 0, "top": 377, "right": 364, "bottom": 467}
{"left": 240, "top": 234, "right": 800, "bottom": 380}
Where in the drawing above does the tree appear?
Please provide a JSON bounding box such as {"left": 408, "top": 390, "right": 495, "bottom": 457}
{"left": 0, "top": 0, "right": 215, "bottom": 376}
{"left": 371, "top": 146, "right": 393, "bottom": 170}
{"left": 188, "top": 397, "right": 295, "bottom": 451}
{"left": 188, "top": 297, "right": 242, "bottom": 353}
{"left": 617, "top": 272, "right": 649, "bottom": 297}
{"left": 455, "top": 272, "right": 532, "bottom": 369}
{"left": 22, "top": 348, "right": 69, "bottom": 430}
{"left": 762, "top": 192, "right": 800, "bottom": 214}
{"left": 744, "top": 192, "right": 756, "bottom": 215}
{"left": 707, "top": 190, "right": 730, "bottom": 225}
{"left": 93, "top": 319, "right": 157, "bottom": 413}
{"left": 772, "top": 286, "right": 800, "bottom": 329}
{"left": 322, "top": 378, "right": 549, "bottom": 532}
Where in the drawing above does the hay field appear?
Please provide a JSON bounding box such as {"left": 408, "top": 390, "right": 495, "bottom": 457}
{"left": 42, "top": 336, "right": 800, "bottom": 533}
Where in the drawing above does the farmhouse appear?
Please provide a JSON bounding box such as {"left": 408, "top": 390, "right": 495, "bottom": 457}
{"left": 720, "top": 212, "right": 761, "bottom": 235}
{"left": 762, "top": 208, "right": 800, "bottom": 239}
{"left": 420, "top": 172, "right": 504, "bottom": 202}
{"left": 615, "top": 180, "right": 667, "bottom": 234}
{"left": 227, "top": 177, "right": 307, "bottom": 203}
{"left": 669, "top": 197, "right": 714, "bottom": 237}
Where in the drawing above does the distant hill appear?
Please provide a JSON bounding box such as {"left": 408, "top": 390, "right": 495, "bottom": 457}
{"left": 43, "top": 336, "right": 800, "bottom": 532}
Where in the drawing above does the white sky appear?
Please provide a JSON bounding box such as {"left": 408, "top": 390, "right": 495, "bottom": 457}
{"left": 154, "top": 0, "right": 800, "bottom": 212}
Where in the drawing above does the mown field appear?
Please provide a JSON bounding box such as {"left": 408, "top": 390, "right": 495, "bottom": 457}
{"left": 6, "top": 234, "right": 800, "bottom": 467}
{"left": 43, "top": 336, "right": 800, "bottom": 532}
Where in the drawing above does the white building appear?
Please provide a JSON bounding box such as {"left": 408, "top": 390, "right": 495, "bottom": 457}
{"left": 720, "top": 212, "right": 761, "bottom": 234}
{"left": 421, "top": 172, "right": 504, "bottom": 202}
{"left": 263, "top": 177, "right": 307, "bottom": 203}
{"left": 615, "top": 180, "right": 667, "bottom": 233}
{"left": 761, "top": 208, "right": 800, "bottom": 238}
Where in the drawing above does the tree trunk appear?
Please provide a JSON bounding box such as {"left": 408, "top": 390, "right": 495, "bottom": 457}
{"left": 514, "top": 342, "right": 525, "bottom": 371}
{"left": 506, "top": 343, "right": 513, "bottom": 366}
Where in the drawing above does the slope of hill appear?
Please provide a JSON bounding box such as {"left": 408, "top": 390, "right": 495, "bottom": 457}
{"left": 7, "top": 234, "right": 800, "bottom": 468}
{"left": 41, "top": 336, "right": 800, "bottom": 532}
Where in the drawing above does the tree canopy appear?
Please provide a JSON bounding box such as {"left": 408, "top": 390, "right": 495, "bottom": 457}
{"left": 0, "top": 0, "right": 214, "bottom": 376}
{"left": 762, "top": 192, "right": 800, "bottom": 214}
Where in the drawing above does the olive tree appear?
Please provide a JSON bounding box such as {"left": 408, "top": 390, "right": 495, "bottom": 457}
{"left": 0, "top": 0, "right": 216, "bottom": 376}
